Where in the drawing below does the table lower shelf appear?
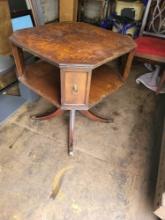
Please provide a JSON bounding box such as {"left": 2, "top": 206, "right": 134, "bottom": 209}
{"left": 20, "top": 61, "right": 123, "bottom": 108}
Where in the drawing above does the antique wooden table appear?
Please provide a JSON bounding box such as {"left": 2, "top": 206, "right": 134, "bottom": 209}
{"left": 10, "top": 22, "right": 136, "bottom": 155}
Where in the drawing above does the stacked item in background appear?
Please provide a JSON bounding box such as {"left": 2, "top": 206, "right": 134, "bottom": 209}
{"left": 112, "top": 0, "right": 144, "bottom": 37}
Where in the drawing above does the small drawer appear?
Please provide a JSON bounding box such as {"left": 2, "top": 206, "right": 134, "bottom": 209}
{"left": 61, "top": 70, "right": 91, "bottom": 108}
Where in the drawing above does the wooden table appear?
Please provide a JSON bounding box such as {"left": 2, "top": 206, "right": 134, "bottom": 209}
{"left": 10, "top": 22, "right": 136, "bottom": 155}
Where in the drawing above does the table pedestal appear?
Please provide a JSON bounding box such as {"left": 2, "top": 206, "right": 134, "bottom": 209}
{"left": 31, "top": 108, "right": 113, "bottom": 155}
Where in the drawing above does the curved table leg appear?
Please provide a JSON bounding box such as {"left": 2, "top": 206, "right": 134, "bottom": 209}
{"left": 80, "top": 110, "right": 113, "bottom": 123}
{"left": 68, "top": 110, "right": 76, "bottom": 156}
{"left": 31, "top": 108, "right": 64, "bottom": 121}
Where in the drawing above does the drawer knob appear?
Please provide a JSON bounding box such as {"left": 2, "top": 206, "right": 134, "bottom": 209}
{"left": 72, "top": 84, "right": 78, "bottom": 94}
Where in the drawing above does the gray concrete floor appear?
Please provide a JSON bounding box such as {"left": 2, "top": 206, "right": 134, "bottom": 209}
{"left": 0, "top": 64, "right": 158, "bottom": 220}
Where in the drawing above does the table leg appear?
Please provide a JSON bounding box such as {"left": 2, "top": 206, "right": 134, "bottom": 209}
{"left": 31, "top": 108, "right": 64, "bottom": 120}
{"left": 80, "top": 110, "right": 113, "bottom": 123}
{"left": 68, "top": 109, "right": 76, "bottom": 156}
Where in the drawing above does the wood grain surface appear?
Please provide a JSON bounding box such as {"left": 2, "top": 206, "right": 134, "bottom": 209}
{"left": 0, "top": 0, "right": 12, "bottom": 55}
{"left": 10, "top": 22, "right": 136, "bottom": 68}
{"left": 16, "top": 61, "right": 123, "bottom": 108}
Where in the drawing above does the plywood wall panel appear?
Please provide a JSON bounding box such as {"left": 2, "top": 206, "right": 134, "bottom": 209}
{"left": 59, "top": 0, "right": 78, "bottom": 22}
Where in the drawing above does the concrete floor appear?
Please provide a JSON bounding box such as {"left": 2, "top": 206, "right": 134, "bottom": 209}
{"left": 0, "top": 64, "right": 158, "bottom": 220}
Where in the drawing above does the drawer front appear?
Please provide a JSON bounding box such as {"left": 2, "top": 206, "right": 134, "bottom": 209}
{"left": 61, "top": 70, "right": 91, "bottom": 108}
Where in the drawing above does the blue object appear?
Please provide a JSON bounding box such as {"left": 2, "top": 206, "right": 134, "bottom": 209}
{"left": 19, "top": 82, "right": 39, "bottom": 102}
{"left": 101, "top": 14, "right": 139, "bottom": 38}
{"left": 100, "top": 20, "right": 112, "bottom": 29}
{"left": 0, "top": 95, "right": 25, "bottom": 123}
{"left": 11, "top": 15, "right": 33, "bottom": 31}
{"left": 142, "top": 0, "right": 149, "bottom": 6}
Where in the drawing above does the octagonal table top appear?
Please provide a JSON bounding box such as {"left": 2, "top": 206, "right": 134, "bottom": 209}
{"left": 10, "top": 22, "right": 136, "bottom": 69}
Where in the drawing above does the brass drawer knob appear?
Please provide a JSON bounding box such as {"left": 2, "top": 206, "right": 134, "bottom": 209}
{"left": 72, "top": 84, "right": 78, "bottom": 94}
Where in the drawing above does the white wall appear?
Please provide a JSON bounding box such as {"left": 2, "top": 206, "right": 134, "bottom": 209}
{"left": 40, "top": 0, "right": 58, "bottom": 22}
{"left": 26, "top": 0, "right": 59, "bottom": 23}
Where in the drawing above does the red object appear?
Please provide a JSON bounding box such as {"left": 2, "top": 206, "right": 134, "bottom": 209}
{"left": 135, "top": 36, "right": 165, "bottom": 60}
